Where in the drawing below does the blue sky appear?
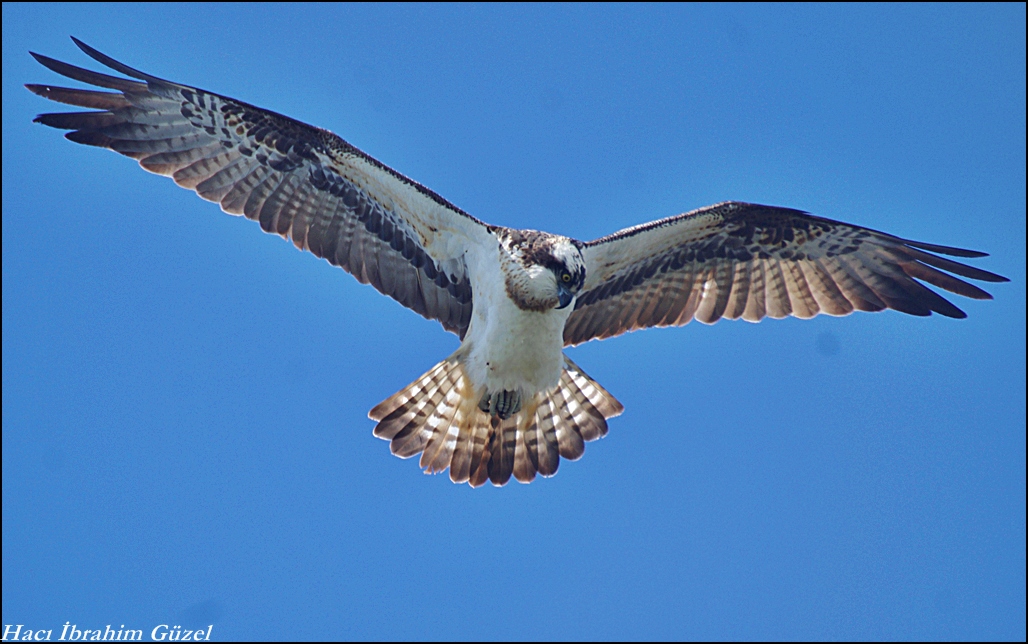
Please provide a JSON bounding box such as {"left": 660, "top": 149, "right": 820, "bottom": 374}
{"left": 3, "top": 4, "right": 1024, "bottom": 640}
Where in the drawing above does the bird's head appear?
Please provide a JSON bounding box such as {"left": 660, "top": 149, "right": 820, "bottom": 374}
{"left": 499, "top": 229, "right": 586, "bottom": 312}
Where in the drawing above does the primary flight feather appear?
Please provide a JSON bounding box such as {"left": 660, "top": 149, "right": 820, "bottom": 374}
{"left": 28, "top": 38, "right": 1008, "bottom": 486}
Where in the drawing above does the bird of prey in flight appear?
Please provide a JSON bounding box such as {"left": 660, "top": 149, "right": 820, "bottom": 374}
{"left": 28, "top": 38, "right": 1008, "bottom": 487}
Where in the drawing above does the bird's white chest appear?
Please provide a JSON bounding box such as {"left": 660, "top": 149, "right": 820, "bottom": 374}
{"left": 460, "top": 243, "right": 572, "bottom": 395}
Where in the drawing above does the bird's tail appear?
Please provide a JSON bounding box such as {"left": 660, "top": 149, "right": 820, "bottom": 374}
{"left": 369, "top": 353, "right": 623, "bottom": 487}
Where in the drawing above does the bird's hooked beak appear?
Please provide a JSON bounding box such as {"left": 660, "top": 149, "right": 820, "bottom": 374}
{"left": 557, "top": 282, "right": 574, "bottom": 309}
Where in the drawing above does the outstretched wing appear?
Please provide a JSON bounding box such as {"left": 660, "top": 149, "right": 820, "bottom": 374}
{"left": 28, "top": 38, "right": 494, "bottom": 337}
{"left": 564, "top": 202, "right": 1008, "bottom": 346}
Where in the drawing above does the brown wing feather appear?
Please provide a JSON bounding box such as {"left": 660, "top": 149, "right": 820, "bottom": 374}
{"left": 565, "top": 202, "right": 1008, "bottom": 346}
{"left": 28, "top": 40, "right": 491, "bottom": 337}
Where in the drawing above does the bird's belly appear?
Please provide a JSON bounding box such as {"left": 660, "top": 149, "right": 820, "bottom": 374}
{"left": 461, "top": 288, "right": 570, "bottom": 396}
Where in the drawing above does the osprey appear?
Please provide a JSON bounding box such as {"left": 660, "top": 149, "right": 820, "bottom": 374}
{"left": 29, "top": 39, "right": 1008, "bottom": 487}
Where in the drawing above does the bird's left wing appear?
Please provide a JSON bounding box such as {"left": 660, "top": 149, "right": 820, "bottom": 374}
{"left": 564, "top": 202, "right": 1008, "bottom": 346}
{"left": 28, "top": 39, "right": 495, "bottom": 337}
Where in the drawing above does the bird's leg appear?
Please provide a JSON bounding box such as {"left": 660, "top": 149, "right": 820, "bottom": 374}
{"left": 478, "top": 389, "right": 523, "bottom": 420}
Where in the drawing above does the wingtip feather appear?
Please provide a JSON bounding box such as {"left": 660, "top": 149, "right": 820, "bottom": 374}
{"left": 69, "top": 36, "right": 160, "bottom": 83}
{"left": 904, "top": 240, "right": 989, "bottom": 259}
{"left": 30, "top": 49, "right": 146, "bottom": 92}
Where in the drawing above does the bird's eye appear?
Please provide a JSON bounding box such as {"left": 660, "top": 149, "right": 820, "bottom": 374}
{"left": 562, "top": 272, "right": 572, "bottom": 283}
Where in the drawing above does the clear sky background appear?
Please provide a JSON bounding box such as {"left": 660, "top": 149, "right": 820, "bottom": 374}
{"left": 3, "top": 4, "right": 1025, "bottom": 641}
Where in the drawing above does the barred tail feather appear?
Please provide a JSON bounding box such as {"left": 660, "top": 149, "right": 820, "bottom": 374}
{"left": 369, "top": 354, "right": 623, "bottom": 487}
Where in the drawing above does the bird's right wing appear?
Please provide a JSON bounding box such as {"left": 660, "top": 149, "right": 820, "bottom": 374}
{"left": 28, "top": 38, "right": 496, "bottom": 337}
